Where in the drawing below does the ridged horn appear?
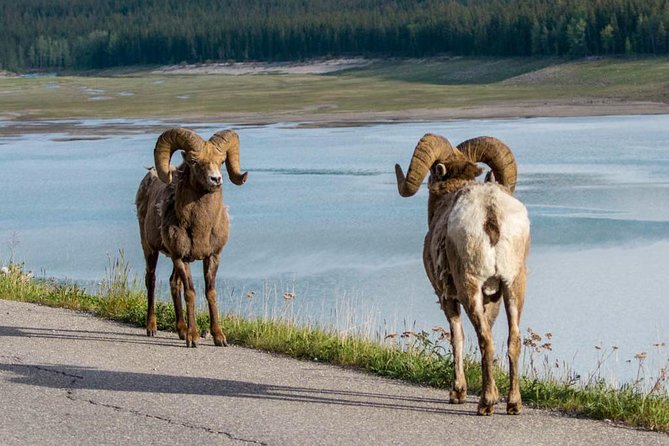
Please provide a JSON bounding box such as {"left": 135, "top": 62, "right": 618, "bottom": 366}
{"left": 154, "top": 128, "right": 205, "bottom": 184}
{"left": 395, "top": 133, "right": 459, "bottom": 197}
{"left": 457, "top": 136, "right": 517, "bottom": 193}
{"left": 209, "top": 130, "right": 248, "bottom": 186}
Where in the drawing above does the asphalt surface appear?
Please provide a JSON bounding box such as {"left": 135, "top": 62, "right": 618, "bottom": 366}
{"left": 1, "top": 300, "right": 667, "bottom": 446}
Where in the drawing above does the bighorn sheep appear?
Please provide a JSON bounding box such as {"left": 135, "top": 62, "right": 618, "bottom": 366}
{"left": 395, "top": 134, "right": 530, "bottom": 415}
{"left": 135, "top": 128, "right": 247, "bottom": 348}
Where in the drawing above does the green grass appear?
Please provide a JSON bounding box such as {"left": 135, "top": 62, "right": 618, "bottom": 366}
{"left": 1, "top": 259, "right": 667, "bottom": 432}
{"left": 1, "top": 56, "right": 668, "bottom": 121}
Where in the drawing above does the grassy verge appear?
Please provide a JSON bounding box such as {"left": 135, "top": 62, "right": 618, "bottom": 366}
{"left": 1, "top": 57, "right": 668, "bottom": 121}
{"left": 1, "top": 259, "right": 667, "bottom": 432}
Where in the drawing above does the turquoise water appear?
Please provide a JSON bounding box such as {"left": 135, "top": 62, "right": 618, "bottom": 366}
{"left": 1, "top": 115, "right": 668, "bottom": 382}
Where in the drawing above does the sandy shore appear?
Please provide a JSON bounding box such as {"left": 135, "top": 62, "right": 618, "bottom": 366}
{"left": 213, "top": 98, "right": 669, "bottom": 127}
{"left": 152, "top": 58, "right": 375, "bottom": 75}
{"left": 1, "top": 98, "right": 668, "bottom": 136}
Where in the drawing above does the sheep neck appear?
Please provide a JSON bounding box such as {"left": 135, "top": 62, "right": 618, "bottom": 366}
{"left": 173, "top": 165, "right": 224, "bottom": 229}
{"left": 427, "top": 179, "right": 471, "bottom": 224}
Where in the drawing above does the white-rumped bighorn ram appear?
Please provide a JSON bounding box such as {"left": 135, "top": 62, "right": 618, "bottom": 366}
{"left": 136, "top": 128, "right": 247, "bottom": 347}
{"left": 395, "top": 134, "right": 530, "bottom": 415}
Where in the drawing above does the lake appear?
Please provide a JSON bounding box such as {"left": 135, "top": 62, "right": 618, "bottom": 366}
{"left": 1, "top": 115, "right": 667, "bottom": 383}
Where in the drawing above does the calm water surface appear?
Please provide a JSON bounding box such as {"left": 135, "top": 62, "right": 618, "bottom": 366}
{"left": 1, "top": 115, "right": 667, "bottom": 382}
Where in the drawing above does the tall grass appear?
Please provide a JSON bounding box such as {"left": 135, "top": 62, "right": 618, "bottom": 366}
{"left": 1, "top": 255, "right": 667, "bottom": 432}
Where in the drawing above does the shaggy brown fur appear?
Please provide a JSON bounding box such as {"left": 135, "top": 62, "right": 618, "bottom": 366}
{"left": 136, "top": 128, "right": 247, "bottom": 348}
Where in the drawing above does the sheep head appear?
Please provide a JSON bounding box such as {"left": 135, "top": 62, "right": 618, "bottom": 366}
{"left": 456, "top": 136, "right": 517, "bottom": 193}
{"left": 154, "top": 127, "right": 248, "bottom": 191}
{"left": 395, "top": 133, "right": 517, "bottom": 196}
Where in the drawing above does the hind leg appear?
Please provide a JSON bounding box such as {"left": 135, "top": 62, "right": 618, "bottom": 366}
{"left": 464, "top": 283, "right": 499, "bottom": 415}
{"left": 504, "top": 271, "right": 526, "bottom": 415}
{"left": 442, "top": 297, "right": 467, "bottom": 403}
{"left": 169, "top": 268, "right": 187, "bottom": 340}
{"left": 144, "top": 251, "right": 159, "bottom": 337}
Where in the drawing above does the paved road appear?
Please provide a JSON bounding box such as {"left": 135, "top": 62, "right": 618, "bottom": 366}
{"left": 1, "top": 300, "right": 667, "bottom": 445}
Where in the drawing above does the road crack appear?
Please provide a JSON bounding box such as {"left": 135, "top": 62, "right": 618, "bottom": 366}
{"left": 67, "top": 396, "right": 268, "bottom": 445}
{"left": 3, "top": 357, "right": 266, "bottom": 444}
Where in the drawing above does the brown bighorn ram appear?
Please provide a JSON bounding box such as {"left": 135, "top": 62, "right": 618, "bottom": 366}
{"left": 395, "top": 134, "right": 530, "bottom": 415}
{"left": 136, "top": 128, "right": 247, "bottom": 347}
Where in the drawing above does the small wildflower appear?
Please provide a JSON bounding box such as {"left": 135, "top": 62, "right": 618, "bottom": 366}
{"left": 432, "top": 326, "right": 450, "bottom": 341}
{"left": 245, "top": 291, "right": 256, "bottom": 299}
{"left": 283, "top": 292, "right": 296, "bottom": 301}
{"left": 634, "top": 352, "right": 647, "bottom": 360}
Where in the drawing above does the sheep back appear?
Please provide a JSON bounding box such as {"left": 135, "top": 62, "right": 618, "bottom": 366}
{"left": 424, "top": 182, "right": 529, "bottom": 300}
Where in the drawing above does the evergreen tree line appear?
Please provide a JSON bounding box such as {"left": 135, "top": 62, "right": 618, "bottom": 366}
{"left": 1, "top": 0, "right": 668, "bottom": 71}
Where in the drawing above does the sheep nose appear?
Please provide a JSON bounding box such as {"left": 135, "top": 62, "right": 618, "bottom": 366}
{"left": 209, "top": 175, "right": 222, "bottom": 186}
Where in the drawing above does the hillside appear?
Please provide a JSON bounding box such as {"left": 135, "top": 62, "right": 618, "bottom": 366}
{"left": 1, "top": 0, "right": 669, "bottom": 71}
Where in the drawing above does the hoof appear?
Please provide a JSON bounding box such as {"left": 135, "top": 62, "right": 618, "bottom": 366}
{"left": 177, "top": 321, "right": 187, "bottom": 340}
{"left": 213, "top": 336, "right": 228, "bottom": 347}
{"left": 477, "top": 403, "right": 496, "bottom": 416}
{"left": 449, "top": 389, "right": 467, "bottom": 404}
{"left": 507, "top": 401, "right": 522, "bottom": 415}
{"left": 146, "top": 329, "right": 156, "bottom": 337}
{"left": 186, "top": 332, "right": 200, "bottom": 348}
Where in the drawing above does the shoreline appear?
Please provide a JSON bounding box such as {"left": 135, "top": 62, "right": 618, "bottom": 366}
{"left": 2, "top": 99, "right": 669, "bottom": 136}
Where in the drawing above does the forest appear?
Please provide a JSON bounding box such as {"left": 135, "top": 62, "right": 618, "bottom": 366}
{"left": 1, "top": 0, "right": 669, "bottom": 71}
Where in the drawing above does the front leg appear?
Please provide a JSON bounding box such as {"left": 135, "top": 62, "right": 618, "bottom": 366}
{"left": 173, "top": 258, "right": 200, "bottom": 348}
{"left": 203, "top": 255, "right": 227, "bottom": 347}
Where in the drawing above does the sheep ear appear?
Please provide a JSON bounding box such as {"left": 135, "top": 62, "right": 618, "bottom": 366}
{"left": 475, "top": 166, "right": 484, "bottom": 177}
{"left": 435, "top": 163, "right": 447, "bottom": 177}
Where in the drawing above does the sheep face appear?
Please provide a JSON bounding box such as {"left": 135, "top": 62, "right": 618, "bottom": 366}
{"left": 182, "top": 149, "right": 226, "bottom": 192}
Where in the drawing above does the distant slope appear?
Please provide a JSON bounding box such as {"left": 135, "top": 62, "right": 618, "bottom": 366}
{"left": 338, "top": 57, "right": 563, "bottom": 85}
{"left": 2, "top": 57, "right": 668, "bottom": 122}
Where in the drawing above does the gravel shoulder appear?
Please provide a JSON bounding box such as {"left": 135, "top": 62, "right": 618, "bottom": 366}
{"left": 1, "top": 300, "right": 667, "bottom": 445}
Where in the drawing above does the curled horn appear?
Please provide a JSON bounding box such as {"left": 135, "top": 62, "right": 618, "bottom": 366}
{"left": 209, "top": 130, "right": 248, "bottom": 186}
{"left": 154, "top": 128, "right": 205, "bottom": 184}
{"left": 395, "top": 133, "right": 459, "bottom": 197}
{"left": 457, "top": 136, "right": 517, "bottom": 193}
